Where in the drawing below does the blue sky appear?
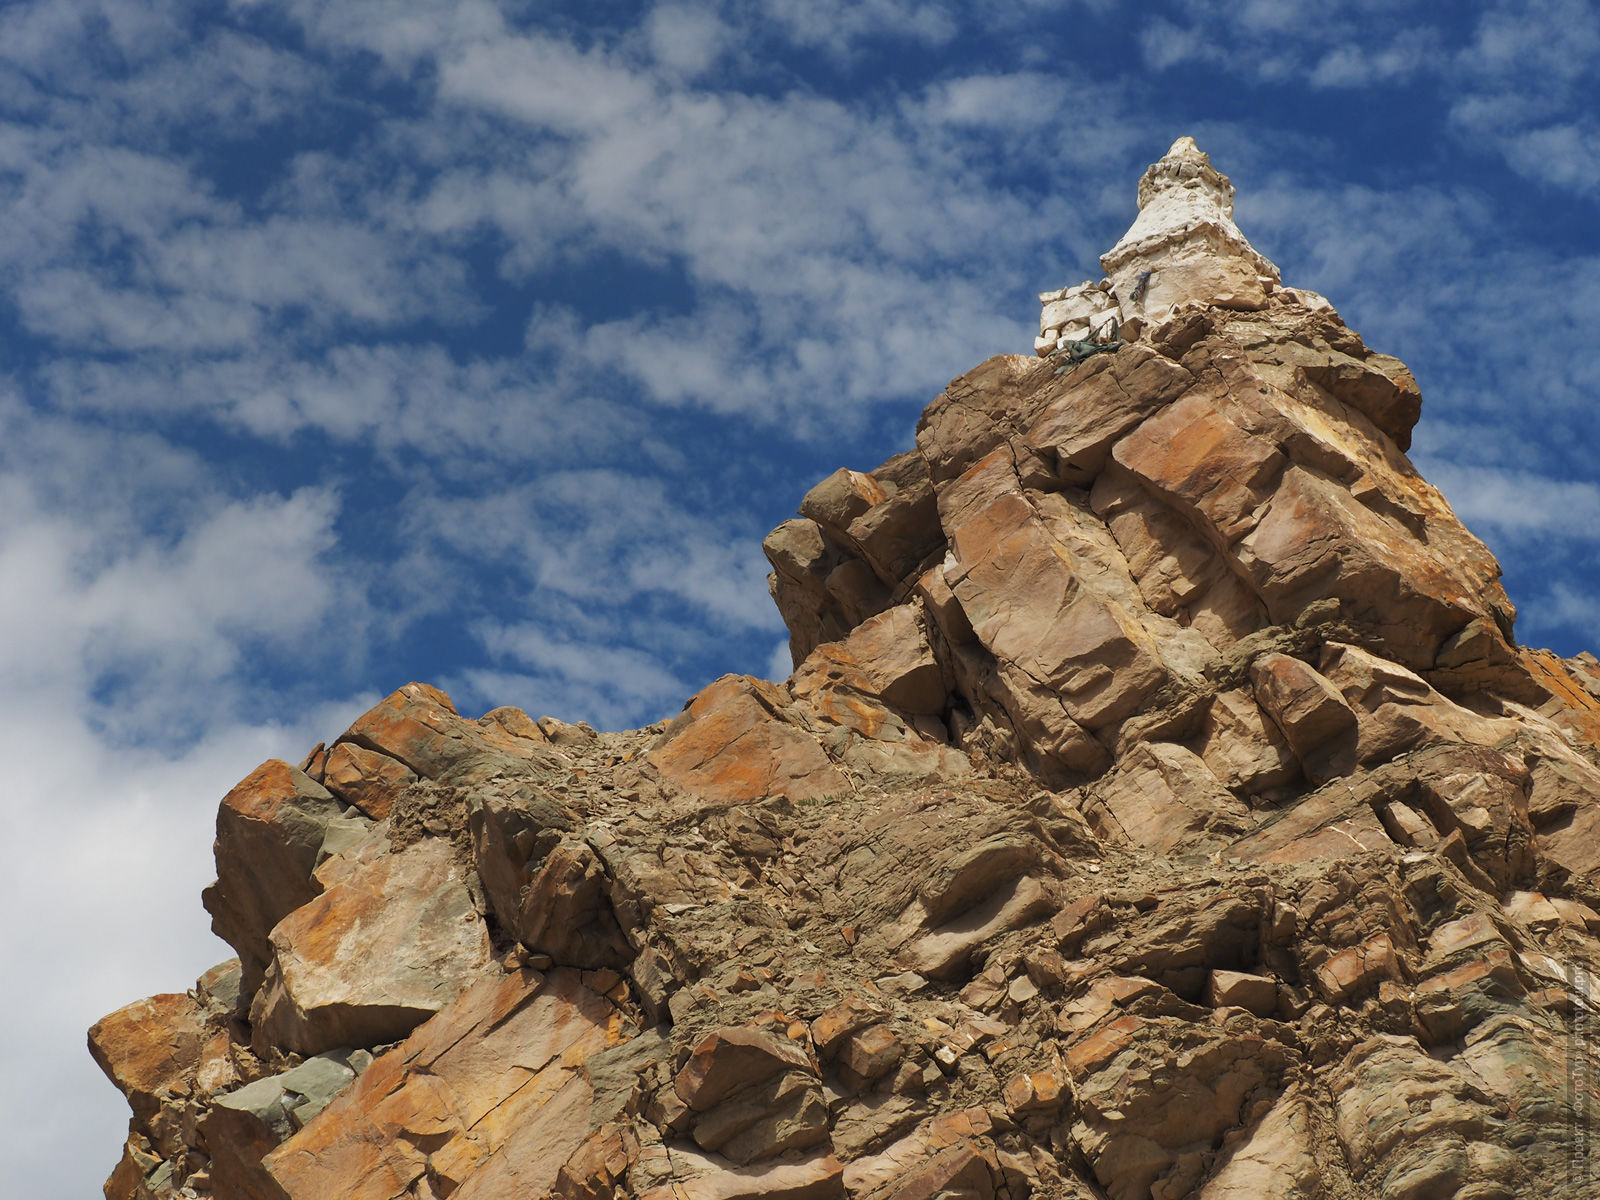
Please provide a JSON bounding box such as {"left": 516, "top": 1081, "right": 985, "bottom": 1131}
{"left": 3, "top": 0, "right": 1598, "bottom": 1193}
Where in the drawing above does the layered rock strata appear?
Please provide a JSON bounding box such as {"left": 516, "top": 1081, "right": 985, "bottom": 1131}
{"left": 94, "top": 141, "right": 1600, "bottom": 1200}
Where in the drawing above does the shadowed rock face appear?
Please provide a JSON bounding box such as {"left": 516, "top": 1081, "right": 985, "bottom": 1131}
{"left": 93, "top": 141, "right": 1600, "bottom": 1200}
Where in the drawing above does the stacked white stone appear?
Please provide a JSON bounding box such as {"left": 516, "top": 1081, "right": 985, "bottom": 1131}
{"left": 1034, "top": 281, "right": 1121, "bottom": 357}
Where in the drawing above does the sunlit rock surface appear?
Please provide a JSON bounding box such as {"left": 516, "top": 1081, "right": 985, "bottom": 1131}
{"left": 93, "top": 139, "right": 1600, "bottom": 1200}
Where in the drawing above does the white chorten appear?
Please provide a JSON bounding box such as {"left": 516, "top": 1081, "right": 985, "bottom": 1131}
{"left": 1036, "top": 138, "right": 1316, "bottom": 358}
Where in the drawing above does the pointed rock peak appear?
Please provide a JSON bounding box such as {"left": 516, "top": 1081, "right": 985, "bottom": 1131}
{"left": 1036, "top": 137, "right": 1336, "bottom": 358}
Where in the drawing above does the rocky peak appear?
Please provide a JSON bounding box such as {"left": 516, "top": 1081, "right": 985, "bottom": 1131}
{"left": 90, "top": 143, "right": 1600, "bottom": 1200}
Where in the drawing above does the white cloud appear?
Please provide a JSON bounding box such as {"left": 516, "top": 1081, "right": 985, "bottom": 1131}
{"left": 0, "top": 131, "right": 233, "bottom": 269}
{"left": 1459, "top": 0, "right": 1600, "bottom": 83}
{"left": 1419, "top": 465, "right": 1600, "bottom": 544}
{"left": 438, "top": 34, "right": 658, "bottom": 132}
{"left": 914, "top": 73, "right": 1074, "bottom": 130}
{"left": 646, "top": 3, "right": 733, "bottom": 77}
{"left": 1523, "top": 583, "right": 1600, "bottom": 645}
{"left": 0, "top": 0, "right": 188, "bottom": 75}
{"left": 740, "top": 0, "right": 961, "bottom": 56}
{"left": 38, "top": 339, "right": 636, "bottom": 463}
{"left": 464, "top": 626, "right": 693, "bottom": 729}
{"left": 1131, "top": 1, "right": 1600, "bottom": 194}
{"left": 1493, "top": 121, "right": 1600, "bottom": 193}
{"left": 1139, "top": 18, "right": 1209, "bottom": 71}
{"left": 402, "top": 468, "right": 783, "bottom": 631}
{"left": 767, "top": 635, "right": 794, "bottom": 681}
{"left": 1308, "top": 33, "right": 1431, "bottom": 87}
{"left": 0, "top": 681, "right": 375, "bottom": 1198}
{"left": 254, "top": 0, "right": 512, "bottom": 71}
{"left": 0, "top": 416, "right": 349, "bottom": 738}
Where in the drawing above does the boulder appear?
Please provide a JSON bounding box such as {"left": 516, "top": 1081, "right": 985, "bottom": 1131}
{"left": 764, "top": 518, "right": 891, "bottom": 668}
{"left": 846, "top": 478, "right": 944, "bottom": 590}
{"left": 88, "top": 993, "right": 208, "bottom": 1126}
{"left": 841, "top": 1110, "right": 997, "bottom": 1200}
{"left": 1112, "top": 387, "right": 1286, "bottom": 546}
{"left": 466, "top": 785, "right": 573, "bottom": 940}
{"left": 1250, "top": 653, "right": 1358, "bottom": 767}
{"left": 321, "top": 742, "right": 416, "bottom": 820}
{"left": 1023, "top": 346, "right": 1193, "bottom": 486}
{"left": 635, "top": 1147, "right": 845, "bottom": 1200}
{"left": 202, "top": 1051, "right": 371, "bottom": 1200}
{"left": 512, "top": 837, "right": 634, "bottom": 969}
{"left": 672, "top": 1028, "right": 828, "bottom": 1166}
{"left": 791, "top": 603, "right": 946, "bottom": 717}
{"left": 1080, "top": 742, "right": 1251, "bottom": 854}
{"left": 1197, "top": 1087, "right": 1327, "bottom": 1199}
{"left": 202, "top": 759, "right": 360, "bottom": 997}
{"left": 250, "top": 839, "right": 492, "bottom": 1056}
{"left": 799, "top": 468, "right": 887, "bottom": 534}
{"left": 1205, "top": 970, "right": 1277, "bottom": 1017}
{"left": 649, "top": 676, "right": 847, "bottom": 804}
{"left": 261, "top": 968, "right": 628, "bottom": 1200}
{"left": 338, "top": 682, "right": 538, "bottom": 783}
{"left": 1194, "top": 689, "right": 1299, "bottom": 794}
{"left": 944, "top": 473, "right": 1165, "bottom": 730}
{"left": 674, "top": 1028, "right": 814, "bottom": 1113}
{"left": 1312, "top": 934, "right": 1402, "bottom": 1004}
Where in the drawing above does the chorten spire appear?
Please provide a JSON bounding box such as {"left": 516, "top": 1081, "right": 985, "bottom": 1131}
{"left": 1101, "top": 136, "right": 1280, "bottom": 318}
{"left": 1036, "top": 138, "right": 1311, "bottom": 357}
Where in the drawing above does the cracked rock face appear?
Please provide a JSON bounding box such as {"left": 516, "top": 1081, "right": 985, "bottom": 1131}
{"left": 92, "top": 142, "right": 1600, "bottom": 1200}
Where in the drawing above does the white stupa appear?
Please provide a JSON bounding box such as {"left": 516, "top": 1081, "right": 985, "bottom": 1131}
{"left": 1036, "top": 138, "right": 1314, "bottom": 357}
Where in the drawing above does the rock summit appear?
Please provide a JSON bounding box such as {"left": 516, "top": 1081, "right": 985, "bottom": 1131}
{"left": 93, "top": 140, "right": 1600, "bottom": 1200}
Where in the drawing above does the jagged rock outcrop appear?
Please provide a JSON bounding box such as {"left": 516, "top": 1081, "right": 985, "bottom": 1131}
{"left": 93, "top": 140, "right": 1600, "bottom": 1200}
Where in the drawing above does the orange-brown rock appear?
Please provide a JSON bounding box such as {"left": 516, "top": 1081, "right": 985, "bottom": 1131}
{"left": 250, "top": 839, "right": 492, "bottom": 1055}
{"left": 635, "top": 1147, "right": 845, "bottom": 1200}
{"left": 1022, "top": 344, "right": 1193, "bottom": 485}
{"left": 799, "top": 468, "right": 887, "bottom": 535}
{"left": 88, "top": 993, "right": 208, "bottom": 1125}
{"left": 943, "top": 459, "right": 1168, "bottom": 731}
{"left": 94, "top": 137, "right": 1600, "bottom": 1200}
{"left": 262, "top": 967, "right": 628, "bottom": 1199}
{"left": 1196, "top": 1086, "right": 1326, "bottom": 1199}
{"left": 1312, "top": 933, "right": 1402, "bottom": 1004}
{"left": 791, "top": 603, "right": 946, "bottom": 717}
{"left": 338, "top": 682, "right": 540, "bottom": 782}
{"left": 513, "top": 838, "right": 634, "bottom": 969}
{"left": 1079, "top": 741, "right": 1250, "bottom": 853}
{"left": 674, "top": 1027, "right": 814, "bottom": 1112}
{"left": 201, "top": 759, "right": 356, "bottom": 997}
{"left": 1194, "top": 688, "right": 1298, "bottom": 794}
{"left": 649, "top": 675, "right": 847, "bottom": 803}
{"left": 1250, "top": 652, "right": 1358, "bottom": 768}
{"left": 1205, "top": 969, "right": 1277, "bottom": 1017}
{"left": 841, "top": 1110, "right": 997, "bottom": 1200}
{"left": 1112, "top": 387, "right": 1286, "bottom": 545}
{"left": 320, "top": 742, "right": 416, "bottom": 820}
{"left": 764, "top": 517, "right": 892, "bottom": 667}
